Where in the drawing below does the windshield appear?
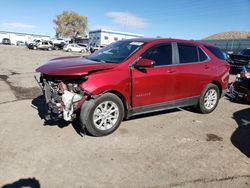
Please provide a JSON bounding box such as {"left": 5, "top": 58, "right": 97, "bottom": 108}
{"left": 87, "top": 40, "right": 145, "bottom": 63}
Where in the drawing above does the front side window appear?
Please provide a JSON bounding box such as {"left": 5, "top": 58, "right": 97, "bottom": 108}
{"left": 141, "top": 44, "right": 172, "bottom": 66}
{"left": 87, "top": 40, "right": 145, "bottom": 63}
{"left": 104, "top": 36, "right": 109, "bottom": 40}
{"left": 178, "top": 44, "right": 198, "bottom": 64}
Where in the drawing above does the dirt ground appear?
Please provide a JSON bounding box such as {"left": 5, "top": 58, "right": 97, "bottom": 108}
{"left": 0, "top": 45, "right": 249, "bottom": 188}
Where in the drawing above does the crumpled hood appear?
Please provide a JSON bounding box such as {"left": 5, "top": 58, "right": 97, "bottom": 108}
{"left": 36, "top": 56, "right": 117, "bottom": 76}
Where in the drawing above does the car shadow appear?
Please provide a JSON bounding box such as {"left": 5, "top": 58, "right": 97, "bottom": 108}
{"left": 128, "top": 108, "right": 181, "bottom": 120}
{"left": 1, "top": 178, "right": 40, "bottom": 188}
{"left": 31, "top": 95, "right": 198, "bottom": 136}
{"left": 231, "top": 108, "right": 250, "bottom": 158}
{"left": 31, "top": 95, "right": 87, "bottom": 137}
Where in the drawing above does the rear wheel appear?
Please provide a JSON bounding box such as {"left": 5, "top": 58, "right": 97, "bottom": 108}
{"left": 80, "top": 93, "right": 124, "bottom": 136}
{"left": 196, "top": 83, "right": 220, "bottom": 114}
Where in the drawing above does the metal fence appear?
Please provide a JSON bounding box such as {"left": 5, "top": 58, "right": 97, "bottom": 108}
{"left": 198, "top": 38, "right": 250, "bottom": 53}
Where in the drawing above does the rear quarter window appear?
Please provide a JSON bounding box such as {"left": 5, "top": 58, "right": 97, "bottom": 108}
{"left": 198, "top": 48, "right": 208, "bottom": 61}
{"left": 205, "top": 45, "right": 226, "bottom": 60}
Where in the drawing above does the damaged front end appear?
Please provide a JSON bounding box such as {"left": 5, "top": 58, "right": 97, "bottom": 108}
{"left": 37, "top": 74, "right": 91, "bottom": 121}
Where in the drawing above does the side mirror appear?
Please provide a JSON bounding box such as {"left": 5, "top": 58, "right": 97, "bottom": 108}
{"left": 135, "top": 58, "right": 155, "bottom": 68}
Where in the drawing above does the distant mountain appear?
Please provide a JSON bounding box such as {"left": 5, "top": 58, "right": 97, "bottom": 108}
{"left": 204, "top": 31, "right": 250, "bottom": 40}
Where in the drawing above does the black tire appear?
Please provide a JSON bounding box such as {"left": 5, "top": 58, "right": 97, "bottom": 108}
{"left": 68, "top": 48, "right": 72, "bottom": 52}
{"left": 80, "top": 93, "right": 124, "bottom": 136}
{"left": 48, "top": 47, "right": 52, "bottom": 51}
{"left": 196, "top": 83, "right": 220, "bottom": 114}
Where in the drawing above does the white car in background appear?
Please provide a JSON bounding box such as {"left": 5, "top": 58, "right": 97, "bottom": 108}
{"left": 63, "top": 44, "right": 87, "bottom": 53}
{"left": 51, "top": 38, "right": 66, "bottom": 44}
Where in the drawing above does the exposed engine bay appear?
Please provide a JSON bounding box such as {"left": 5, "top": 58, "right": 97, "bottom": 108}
{"left": 38, "top": 74, "right": 90, "bottom": 121}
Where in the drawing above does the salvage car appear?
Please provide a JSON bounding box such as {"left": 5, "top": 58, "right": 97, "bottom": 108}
{"left": 228, "top": 68, "right": 250, "bottom": 103}
{"left": 228, "top": 48, "right": 250, "bottom": 71}
{"left": 36, "top": 38, "right": 230, "bottom": 136}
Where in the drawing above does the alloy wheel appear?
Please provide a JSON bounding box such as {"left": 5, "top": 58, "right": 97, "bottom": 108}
{"left": 93, "top": 101, "right": 119, "bottom": 130}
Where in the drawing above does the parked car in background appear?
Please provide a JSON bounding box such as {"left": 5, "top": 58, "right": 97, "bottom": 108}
{"left": 90, "top": 45, "right": 105, "bottom": 53}
{"left": 51, "top": 38, "right": 66, "bottom": 50}
{"left": 51, "top": 38, "right": 66, "bottom": 44}
{"left": 28, "top": 39, "right": 41, "bottom": 45}
{"left": 28, "top": 40, "right": 54, "bottom": 50}
{"left": 63, "top": 43, "right": 87, "bottom": 52}
{"left": 27, "top": 39, "right": 41, "bottom": 49}
{"left": 36, "top": 38, "right": 230, "bottom": 136}
{"left": 228, "top": 48, "right": 250, "bottom": 72}
{"left": 2, "top": 38, "right": 11, "bottom": 45}
{"left": 228, "top": 67, "right": 250, "bottom": 103}
{"left": 53, "top": 42, "right": 66, "bottom": 50}
{"left": 16, "top": 41, "right": 25, "bottom": 46}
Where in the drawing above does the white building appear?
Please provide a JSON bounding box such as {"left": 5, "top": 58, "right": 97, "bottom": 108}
{"left": 0, "top": 31, "right": 50, "bottom": 45}
{"left": 89, "top": 29, "right": 144, "bottom": 47}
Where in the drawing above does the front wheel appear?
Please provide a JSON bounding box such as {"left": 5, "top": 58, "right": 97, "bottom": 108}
{"left": 80, "top": 93, "right": 124, "bottom": 136}
{"left": 196, "top": 83, "right": 220, "bottom": 114}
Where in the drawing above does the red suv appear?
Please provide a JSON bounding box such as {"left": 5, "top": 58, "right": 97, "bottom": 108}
{"left": 36, "top": 38, "right": 230, "bottom": 136}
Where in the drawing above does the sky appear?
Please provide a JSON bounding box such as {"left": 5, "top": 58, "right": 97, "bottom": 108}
{"left": 0, "top": 0, "right": 249, "bottom": 39}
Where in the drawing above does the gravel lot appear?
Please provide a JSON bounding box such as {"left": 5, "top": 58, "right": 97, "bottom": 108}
{"left": 0, "top": 45, "right": 249, "bottom": 188}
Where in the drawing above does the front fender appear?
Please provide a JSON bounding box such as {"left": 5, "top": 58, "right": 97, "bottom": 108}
{"left": 80, "top": 69, "right": 131, "bottom": 107}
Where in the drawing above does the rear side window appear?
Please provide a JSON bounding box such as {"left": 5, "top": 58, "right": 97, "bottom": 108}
{"left": 178, "top": 44, "right": 198, "bottom": 63}
{"left": 205, "top": 45, "right": 225, "bottom": 60}
{"left": 141, "top": 44, "right": 172, "bottom": 66}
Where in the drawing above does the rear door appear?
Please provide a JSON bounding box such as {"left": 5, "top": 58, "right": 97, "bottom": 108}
{"left": 131, "top": 43, "right": 177, "bottom": 107}
{"left": 174, "top": 43, "right": 211, "bottom": 99}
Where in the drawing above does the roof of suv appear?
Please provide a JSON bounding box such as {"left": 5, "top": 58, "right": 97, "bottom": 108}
{"left": 124, "top": 37, "right": 216, "bottom": 47}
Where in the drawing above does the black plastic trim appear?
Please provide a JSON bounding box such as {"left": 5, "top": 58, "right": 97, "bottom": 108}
{"left": 127, "top": 96, "right": 199, "bottom": 118}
